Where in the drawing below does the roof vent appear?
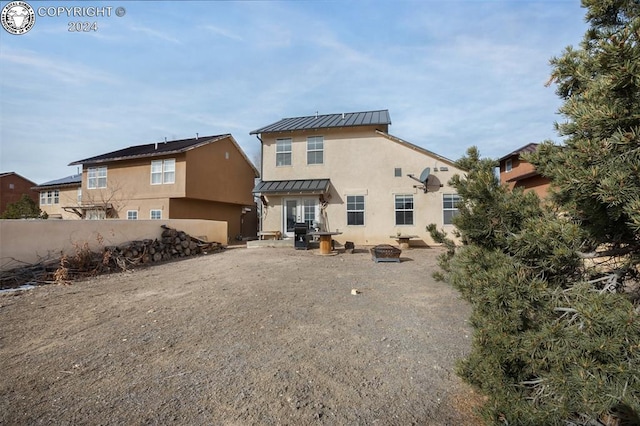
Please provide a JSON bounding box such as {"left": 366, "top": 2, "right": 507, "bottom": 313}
{"left": 196, "top": 132, "right": 199, "bottom": 140}
{"left": 155, "top": 142, "right": 158, "bottom": 150}
{"left": 315, "top": 111, "right": 318, "bottom": 119}
{"left": 342, "top": 112, "right": 345, "bottom": 119}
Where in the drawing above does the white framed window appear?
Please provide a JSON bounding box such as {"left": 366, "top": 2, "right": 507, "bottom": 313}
{"left": 307, "top": 136, "right": 324, "bottom": 165}
{"left": 150, "top": 209, "right": 162, "bottom": 220}
{"left": 151, "top": 159, "right": 175, "bottom": 184}
{"left": 87, "top": 167, "right": 107, "bottom": 189}
{"left": 127, "top": 210, "right": 138, "bottom": 220}
{"left": 77, "top": 188, "right": 82, "bottom": 203}
{"left": 86, "top": 210, "right": 106, "bottom": 220}
{"left": 395, "top": 194, "right": 414, "bottom": 225}
{"left": 346, "top": 195, "right": 365, "bottom": 226}
{"left": 276, "top": 138, "right": 292, "bottom": 166}
{"left": 443, "top": 194, "right": 462, "bottom": 225}
{"left": 505, "top": 158, "right": 513, "bottom": 173}
{"left": 40, "top": 190, "right": 60, "bottom": 205}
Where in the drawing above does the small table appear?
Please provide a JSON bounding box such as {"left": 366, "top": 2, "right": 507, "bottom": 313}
{"left": 308, "top": 231, "right": 342, "bottom": 255}
{"left": 390, "top": 235, "right": 418, "bottom": 250}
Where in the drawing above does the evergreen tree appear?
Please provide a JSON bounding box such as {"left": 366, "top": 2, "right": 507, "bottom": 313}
{"left": 0, "top": 194, "right": 47, "bottom": 219}
{"left": 429, "top": 1, "right": 640, "bottom": 424}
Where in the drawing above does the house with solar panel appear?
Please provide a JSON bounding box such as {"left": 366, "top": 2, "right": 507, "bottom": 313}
{"left": 250, "top": 109, "right": 464, "bottom": 247}
{"left": 33, "top": 174, "right": 83, "bottom": 219}
{"left": 67, "top": 134, "right": 259, "bottom": 241}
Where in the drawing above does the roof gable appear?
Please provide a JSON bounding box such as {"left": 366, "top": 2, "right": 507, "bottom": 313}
{"left": 69, "top": 134, "right": 230, "bottom": 166}
{"left": 376, "top": 131, "right": 460, "bottom": 169}
{"left": 0, "top": 171, "right": 37, "bottom": 185}
{"left": 250, "top": 110, "right": 391, "bottom": 134}
{"left": 499, "top": 143, "right": 539, "bottom": 162}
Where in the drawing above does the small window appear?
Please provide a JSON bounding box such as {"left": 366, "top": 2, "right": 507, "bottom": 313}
{"left": 127, "top": 210, "right": 138, "bottom": 220}
{"left": 395, "top": 194, "right": 414, "bottom": 225}
{"left": 443, "top": 194, "right": 462, "bottom": 225}
{"left": 505, "top": 159, "right": 513, "bottom": 173}
{"left": 276, "top": 138, "right": 292, "bottom": 166}
{"left": 394, "top": 168, "right": 402, "bottom": 177}
{"left": 77, "top": 188, "right": 82, "bottom": 203}
{"left": 307, "top": 136, "right": 324, "bottom": 165}
{"left": 87, "top": 167, "right": 107, "bottom": 189}
{"left": 9, "top": 183, "right": 14, "bottom": 189}
{"left": 150, "top": 209, "right": 162, "bottom": 220}
{"left": 347, "top": 195, "right": 365, "bottom": 226}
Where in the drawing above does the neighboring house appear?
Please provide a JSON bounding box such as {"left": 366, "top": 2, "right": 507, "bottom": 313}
{"left": 0, "top": 172, "right": 39, "bottom": 214}
{"left": 33, "top": 174, "right": 82, "bottom": 219}
{"left": 68, "top": 134, "right": 259, "bottom": 241}
{"left": 250, "top": 109, "right": 465, "bottom": 246}
{"left": 498, "top": 143, "right": 551, "bottom": 198}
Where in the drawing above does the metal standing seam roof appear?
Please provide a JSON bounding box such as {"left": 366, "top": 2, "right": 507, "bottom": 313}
{"left": 253, "top": 179, "right": 331, "bottom": 195}
{"left": 250, "top": 110, "right": 391, "bottom": 134}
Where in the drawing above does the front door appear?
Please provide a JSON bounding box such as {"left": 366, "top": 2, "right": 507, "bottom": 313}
{"left": 283, "top": 198, "right": 318, "bottom": 237}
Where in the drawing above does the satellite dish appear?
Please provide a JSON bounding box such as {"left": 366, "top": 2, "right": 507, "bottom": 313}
{"left": 419, "top": 167, "right": 431, "bottom": 184}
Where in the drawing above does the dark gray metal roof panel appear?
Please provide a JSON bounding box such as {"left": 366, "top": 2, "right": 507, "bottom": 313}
{"left": 69, "top": 134, "right": 229, "bottom": 165}
{"left": 37, "top": 174, "right": 82, "bottom": 188}
{"left": 250, "top": 110, "right": 391, "bottom": 134}
{"left": 253, "top": 179, "right": 330, "bottom": 194}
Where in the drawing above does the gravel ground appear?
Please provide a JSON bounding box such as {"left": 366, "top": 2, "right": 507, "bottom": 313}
{"left": 0, "top": 245, "right": 483, "bottom": 425}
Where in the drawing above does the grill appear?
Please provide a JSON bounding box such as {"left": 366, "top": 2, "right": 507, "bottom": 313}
{"left": 294, "top": 223, "right": 309, "bottom": 250}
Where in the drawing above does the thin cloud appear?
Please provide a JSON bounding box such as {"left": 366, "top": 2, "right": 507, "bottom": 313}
{"left": 201, "top": 25, "right": 243, "bottom": 41}
{"left": 130, "top": 25, "right": 181, "bottom": 44}
{"left": 0, "top": 48, "right": 117, "bottom": 85}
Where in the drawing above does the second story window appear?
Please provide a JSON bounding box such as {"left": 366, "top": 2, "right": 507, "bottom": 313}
{"left": 151, "top": 159, "right": 176, "bottom": 184}
{"left": 307, "top": 136, "right": 324, "bottom": 165}
{"left": 276, "top": 138, "right": 292, "bottom": 166}
{"left": 40, "top": 189, "right": 59, "bottom": 205}
{"left": 87, "top": 167, "right": 107, "bottom": 189}
{"left": 505, "top": 158, "right": 513, "bottom": 172}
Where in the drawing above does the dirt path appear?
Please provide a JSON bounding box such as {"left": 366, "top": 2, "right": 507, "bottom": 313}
{"left": 0, "top": 246, "right": 482, "bottom": 425}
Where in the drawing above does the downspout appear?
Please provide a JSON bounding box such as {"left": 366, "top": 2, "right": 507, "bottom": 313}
{"left": 254, "top": 133, "right": 264, "bottom": 234}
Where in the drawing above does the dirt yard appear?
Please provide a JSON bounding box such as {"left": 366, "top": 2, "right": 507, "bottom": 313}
{"left": 0, "top": 245, "right": 483, "bottom": 425}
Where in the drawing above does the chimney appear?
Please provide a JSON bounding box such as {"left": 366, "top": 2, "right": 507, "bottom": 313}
{"left": 342, "top": 112, "right": 345, "bottom": 119}
{"left": 164, "top": 137, "right": 167, "bottom": 143}
{"left": 154, "top": 142, "right": 158, "bottom": 150}
{"left": 315, "top": 111, "right": 318, "bottom": 119}
{"left": 196, "top": 132, "right": 199, "bottom": 140}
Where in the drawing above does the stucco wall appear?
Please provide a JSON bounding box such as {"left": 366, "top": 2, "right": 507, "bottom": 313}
{"left": 39, "top": 186, "right": 82, "bottom": 219}
{"left": 259, "top": 127, "right": 464, "bottom": 246}
{"left": 0, "top": 219, "right": 227, "bottom": 271}
{"left": 80, "top": 154, "right": 187, "bottom": 215}
{"left": 185, "top": 137, "right": 257, "bottom": 205}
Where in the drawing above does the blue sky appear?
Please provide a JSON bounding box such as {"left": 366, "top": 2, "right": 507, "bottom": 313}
{"left": 0, "top": 0, "right": 587, "bottom": 184}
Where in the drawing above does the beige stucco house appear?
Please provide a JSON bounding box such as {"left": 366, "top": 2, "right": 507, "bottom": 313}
{"left": 68, "top": 134, "right": 259, "bottom": 241}
{"left": 251, "top": 110, "right": 464, "bottom": 246}
{"left": 33, "top": 174, "right": 82, "bottom": 219}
